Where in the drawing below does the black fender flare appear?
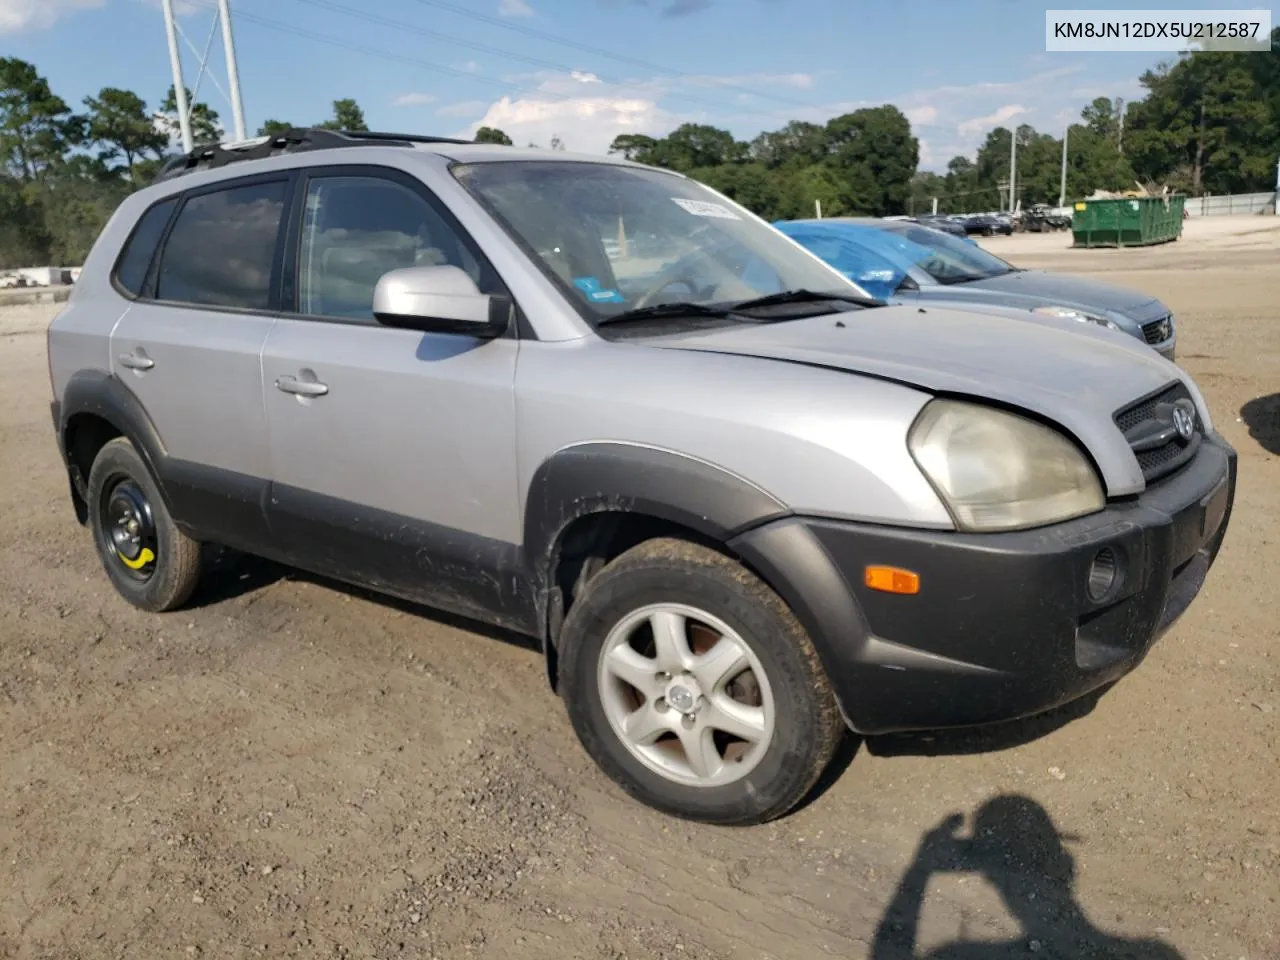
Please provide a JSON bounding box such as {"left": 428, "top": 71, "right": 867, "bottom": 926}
{"left": 523, "top": 442, "right": 791, "bottom": 684}
{"left": 58, "top": 369, "right": 172, "bottom": 512}
{"left": 523, "top": 442, "right": 791, "bottom": 580}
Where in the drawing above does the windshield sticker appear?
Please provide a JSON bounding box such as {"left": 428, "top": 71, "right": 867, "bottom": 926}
{"left": 670, "top": 198, "right": 742, "bottom": 220}
{"left": 573, "top": 276, "right": 626, "bottom": 303}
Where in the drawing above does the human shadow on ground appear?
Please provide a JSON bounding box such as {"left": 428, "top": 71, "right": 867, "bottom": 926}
{"left": 1240, "top": 394, "right": 1280, "bottom": 455}
{"left": 870, "top": 795, "right": 1184, "bottom": 960}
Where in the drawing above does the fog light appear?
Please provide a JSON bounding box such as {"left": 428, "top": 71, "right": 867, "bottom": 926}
{"left": 1086, "top": 548, "right": 1120, "bottom": 602}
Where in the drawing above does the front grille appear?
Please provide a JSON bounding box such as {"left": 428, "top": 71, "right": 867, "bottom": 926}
{"left": 1142, "top": 315, "right": 1174, "bottom": 345}
{"left": 1114, "top": 381, "right": 1201, "bottom": 483}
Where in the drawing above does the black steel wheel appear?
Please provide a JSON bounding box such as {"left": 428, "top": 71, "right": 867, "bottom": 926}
{"left": 87, "top": 437, "right": 203, "bottom": 612}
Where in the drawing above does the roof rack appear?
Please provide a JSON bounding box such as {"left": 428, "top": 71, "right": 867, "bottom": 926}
{"left": 153, "top": 128, "right": 474, "bottom": 184}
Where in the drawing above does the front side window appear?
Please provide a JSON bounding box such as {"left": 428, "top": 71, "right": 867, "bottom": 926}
{"left": 452, "top": 160, "right": 864, "bottom": 324}
{"left": 155, "top": 180, "right": 288, "bottom": 309}
{"left": 878, "top": 221, "right": 1016, "bottom": 284}
{"left": 297, "top": 175, "right": 484, "bottom": 320}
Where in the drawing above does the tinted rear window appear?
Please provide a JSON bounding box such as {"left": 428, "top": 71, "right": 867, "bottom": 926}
{"left": 114, "top": 197, "right": 177, "bottom": 297}
{"left": 156, "top": 180, "right": 288, "bottom": 310}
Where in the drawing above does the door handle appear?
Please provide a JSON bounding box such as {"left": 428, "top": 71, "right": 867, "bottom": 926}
{"left": 275, "top": 375, "right": 329, "bottom": 397}
{"left": 118, "top": 352, "right": 155, "bottom": 371}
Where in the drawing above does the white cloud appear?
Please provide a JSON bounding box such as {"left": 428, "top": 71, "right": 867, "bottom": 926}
{"left": 570, "top": 70, "right": 602, "bottom": 84}
{"left": 456, "top": 60, "right": 482, "bottom": 74}
{"left": 459, "top": 75, "right": 679, "bottom": 155}
{"left": 437, "top": 99, "right": 490, "bottom": 118}
{"left": 393, "top": 92, "right": 438, "bottom": 107}
{"left": 904, "top": 105, "right": 938, "bottom": 127}
{"left": 498, "top": 0, "right": 533, "bottom": 16}
{"left": 0, "top": 0, "right": 102, "bottom": 32}
{"left": 957, "top": 104, "right": 1027, "bottom": 137}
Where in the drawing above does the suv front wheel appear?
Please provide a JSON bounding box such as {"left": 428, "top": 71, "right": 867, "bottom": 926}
{"left": 87, "top": 437, "right": 203, "bottom": 612}
{"left": 558, "top": 537, "right": 843, "bottom": 825}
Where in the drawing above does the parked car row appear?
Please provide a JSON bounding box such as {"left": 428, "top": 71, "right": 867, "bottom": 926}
{"left": 47, "top": 129, "right": 1230, "bottom": 827}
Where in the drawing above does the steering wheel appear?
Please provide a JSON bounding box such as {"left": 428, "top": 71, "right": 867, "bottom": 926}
{"left": 631, "top": 249, "right": 717, "bottom": 309}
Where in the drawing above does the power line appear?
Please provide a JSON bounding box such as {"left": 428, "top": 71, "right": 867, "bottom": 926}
{"left": 402, "top": 0, "right": 815, "bottom": 110}
{"left": 279, "top": 0, "right": 772, "bottom": 118}
{"left": 185, "top": 0, "right": 562, "bottom": 96}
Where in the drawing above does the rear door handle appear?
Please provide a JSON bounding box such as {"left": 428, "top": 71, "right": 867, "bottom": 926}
{"left": 275, "top": 375, "right": 329, "bottom": 397}
{"left": 118, "top": 352, "right": 154, "bottom": 371}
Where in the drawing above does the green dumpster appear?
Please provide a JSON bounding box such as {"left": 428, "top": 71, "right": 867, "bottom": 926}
{"left": 1071, "top": 195, "right": 1185, "bottom": 248}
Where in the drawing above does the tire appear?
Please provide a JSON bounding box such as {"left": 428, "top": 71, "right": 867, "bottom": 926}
{"left": 87, "top": 437, "right": 203, "bottom": 612}
{"left": 558, "top": 537, "right": 843, "bottom": 826}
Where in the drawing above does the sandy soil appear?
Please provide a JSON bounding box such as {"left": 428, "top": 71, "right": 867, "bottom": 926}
{"left": 2, "top": 228, "right": 1278, "bottom": 959}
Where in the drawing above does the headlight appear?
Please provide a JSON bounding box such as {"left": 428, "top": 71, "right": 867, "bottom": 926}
{"left": 908, "top": 400, "right": 1105, "bottom": 532}
{"left": 1032, "top": 305, "right": 1120, "bottom": 331}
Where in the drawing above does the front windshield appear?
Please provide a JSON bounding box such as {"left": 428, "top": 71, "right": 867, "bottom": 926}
{"left": 876, "top": 221, "right": 1016, "bottom": 284}
{"left": 451, "top": 160, "right": 868, "bottom": 323}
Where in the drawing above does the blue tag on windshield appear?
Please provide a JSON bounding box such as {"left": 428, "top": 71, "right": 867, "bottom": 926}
{"left": 573, "top": 276, "right": 626, "bottom": 303}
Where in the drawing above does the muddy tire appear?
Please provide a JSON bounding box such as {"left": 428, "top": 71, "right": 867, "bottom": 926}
{"left": 558, "top": 537, "right": 843, "bottom": 826}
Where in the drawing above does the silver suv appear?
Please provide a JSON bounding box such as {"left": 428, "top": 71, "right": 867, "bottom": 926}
{"left": 48, "top": 129, "right": 1236, "bottom": 825}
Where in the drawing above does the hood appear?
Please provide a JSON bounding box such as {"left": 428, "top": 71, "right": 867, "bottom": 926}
{"left": 956, "top": 270, "right": 1169, "bottom": 325}
{"left": 645, "top": 303, "right": 1194, "bottom": 496}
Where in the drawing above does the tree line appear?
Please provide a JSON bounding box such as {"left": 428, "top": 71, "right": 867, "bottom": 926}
{"left": 2, "top": 34, "right": 1277, "bottom": 268}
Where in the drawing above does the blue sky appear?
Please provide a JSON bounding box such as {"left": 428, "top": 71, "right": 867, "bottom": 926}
{"left": 2, "top": 0, "right": 1275, "bottom": 169}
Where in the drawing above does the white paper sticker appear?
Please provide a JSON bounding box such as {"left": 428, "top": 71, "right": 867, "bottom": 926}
{"left": 671, "top": 198, "right": 741, "bottom": 220}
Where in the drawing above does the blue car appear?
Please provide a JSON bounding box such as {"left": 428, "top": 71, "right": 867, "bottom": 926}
{"left": 775, "top": 217, "right": 1176, "bottom": 360}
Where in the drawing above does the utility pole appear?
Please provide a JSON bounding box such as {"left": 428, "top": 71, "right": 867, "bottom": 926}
{"left": 1009, "top": 126, "right": 1017, "bottom": 213}
{"left": 1115, "top": 96, "right": 1125, "bottom": 155}
{"left": 217, "top": 0, "right": 247, "bottom": 142}
{"left": 1059, "top": 126, "right": 1069, "bottom": 208}
{"left": 161, "top": 0, "right": 193, "bottom": 153}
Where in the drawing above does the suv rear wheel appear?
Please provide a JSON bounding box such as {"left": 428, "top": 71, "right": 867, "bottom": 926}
{"left": 87, "top": 437, "right": 203, "bottom": 612}
{"left": 558, "top": 537, "right": 842, "bottom": 825}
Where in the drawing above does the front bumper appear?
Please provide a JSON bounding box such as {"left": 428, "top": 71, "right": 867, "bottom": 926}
{"left": 730, "top": 433, "right": 1236, "bottom": 735}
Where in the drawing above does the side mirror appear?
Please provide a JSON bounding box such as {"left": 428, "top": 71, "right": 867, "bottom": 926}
{"left": 372, "top": 265, "right": 508, "bottom": 338}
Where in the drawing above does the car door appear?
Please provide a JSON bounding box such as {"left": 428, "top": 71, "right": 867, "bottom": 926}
{"left": 260, "top": 166, "right": 529, "bottom": 628}
{"left": 110, "top": 172, "right": 292, "bottom": 551}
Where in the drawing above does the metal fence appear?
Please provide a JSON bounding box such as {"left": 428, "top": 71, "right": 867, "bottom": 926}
{"left": 1184, "top": 191, "right": 1278, "bottom": 217}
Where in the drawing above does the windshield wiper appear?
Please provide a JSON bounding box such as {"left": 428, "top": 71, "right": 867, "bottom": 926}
{"left": 595, "top": 301, "right": 734, "bottom": 326}
{"left": 728, "top": 288, "right": 885, "bottom": 312}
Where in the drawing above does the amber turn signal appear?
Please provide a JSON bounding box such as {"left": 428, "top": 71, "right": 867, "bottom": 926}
{"left": 864, "top": 565, "right": 920, "bottom": 595}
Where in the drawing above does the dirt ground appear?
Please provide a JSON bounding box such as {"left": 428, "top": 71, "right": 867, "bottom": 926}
{"left": 2, "top": 221, "right": 1278, "bottom": 959}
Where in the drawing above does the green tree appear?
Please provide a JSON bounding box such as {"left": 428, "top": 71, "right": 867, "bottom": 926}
{"left": 689, "top": 163, "right": 783, "bottom": 218}
{"left": 608, "top": 132, "right": 657, "bottom": 160}
{"left": 648, "top": 123, "right": 747, "bottom": 172}
{"left": 475, "top": 125, "right": 514, "bottom": 145}
{"left": 749, "top": 121, "right": 827, "bottom": 169}
{"left": 257, "top": 119, "right": 296, "bottom": 137}
{"left": 0, "top": 57, "right": 83, "bottom": 181}
{"left": 824, "top": 105, "right": 918, "bottom": 215}
{"left": 159, "top": 85, "right": 222, "bottom": 147}
{"left": 317, "top": 98, "right": 368, "bottom": 132}
{"left": 83, "top": 87, "right": 167, "bottom": 182}
{"left": 1125, "top": 44, "right": 1276, "bottom": 194}
{"left": 40, "top": 155, "right": 131, "bottom": 263}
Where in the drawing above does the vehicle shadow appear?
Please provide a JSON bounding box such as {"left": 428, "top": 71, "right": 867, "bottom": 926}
{"left": 794, "top": 687, "right": 1112, "bottom": 815}
{"left": 870, "top": 794, "right": 1184, "bottom": 959}
{"left": 1240, "top": 394, "right": 1280, "bottom": 455}
{"left": 863, "top": 687, "right": 1111, "bottom": 759}
{"left": 188, "top": 549, "right": 539, "bottom": 652}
